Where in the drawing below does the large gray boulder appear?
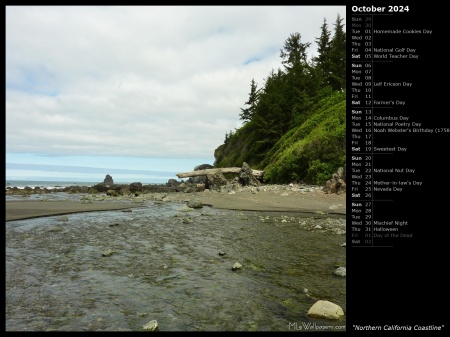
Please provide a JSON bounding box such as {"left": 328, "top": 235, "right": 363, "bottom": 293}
{"left": 323, "top": 165, "right": 346, "bottom": 194}
{"left": 206, "top": 172, "right": 228, "bottom": 190}
{"left": 239, "top": 162, "right": 261, "bottom": 186}
{"left": 307, "top": 300, "right": 344, "bottom": 320}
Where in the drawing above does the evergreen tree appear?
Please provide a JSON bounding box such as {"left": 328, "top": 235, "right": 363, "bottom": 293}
{"left": 328, "top": 13, "right": 346, "bottom": 91}
{"left": 279, "top": 32, "right": 316, "bottom": 128}
{"left": 252, "top": 69, "right": 286, "bottom": 141}
{"left": 279, "top": 32, "right": 311, "bottom": 71}
{"left": 239, "top": 79, "right": 260, "bottom": 123}
{"left": 312, "top": 18, "right": 332, "bottom": 88}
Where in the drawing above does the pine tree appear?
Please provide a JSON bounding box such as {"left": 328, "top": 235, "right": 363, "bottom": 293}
{"left": 328, "top": 13, "right": 346, "bottom": 91}
{"left": 239, "top": 78, "right": 260, "bottom": 123}
{"left": 279, "top": 32, "right": 311, "bottom": 72}
{"left": 312, "top": 18, "right": 332, "bottom": 88}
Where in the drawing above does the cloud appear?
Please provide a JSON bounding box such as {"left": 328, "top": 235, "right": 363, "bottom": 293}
{"left": 6, "top": 5, "right": 345, "bottom": 159}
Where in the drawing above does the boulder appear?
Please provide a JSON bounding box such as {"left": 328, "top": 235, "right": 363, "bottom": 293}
{"left": 206, "top": 172, "right": 228, "bottom": 190}
{"left": 129, "top": 182, "right": 143, "bottom": 193}
{"left": 333, "top": 266, "right": 346, "bottom": 277}
{"left": 307, "top": 300, "right": 344, "bottom": 320}
{"left": 323, "top": 165, "right": 346, "bottom": 194}
{"left": 239, "top": 162, "right": 261, "bottom": 186}
{"left": 191, "top": 163, "right": 214, "bottom": 184}
{"left": 194, "top": 163, "right": 214, "bottom": 171}
{"left": 142, "top": 320, "right": 159, "bottom": 331}
{"left": 187, "top": 198, "right": 203, "bottom": 209}
{"left": 106, "top": 189, "right": 118, "bottom": 197}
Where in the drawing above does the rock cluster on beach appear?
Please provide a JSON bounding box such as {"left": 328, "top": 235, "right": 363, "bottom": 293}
{"left": 322, "top": 166, "right": 346, "bottom": 194}
{"left": 5, "top": 163, "right": 346, "bottom": 197}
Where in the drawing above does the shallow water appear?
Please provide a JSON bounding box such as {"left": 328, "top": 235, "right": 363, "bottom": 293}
{"left": 5, "top": 199, "right": 346, "bottom": 332}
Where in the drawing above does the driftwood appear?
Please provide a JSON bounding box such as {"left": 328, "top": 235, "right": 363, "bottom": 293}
{"left": 176, "top": 167, "right": 264, "bottom": 179}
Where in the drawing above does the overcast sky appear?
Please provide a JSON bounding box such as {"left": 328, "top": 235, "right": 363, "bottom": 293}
{"left": 6, "top": 5, "right": 345, "bottom": 183}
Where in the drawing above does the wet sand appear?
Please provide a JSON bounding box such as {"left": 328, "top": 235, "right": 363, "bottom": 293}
{"left": 172, "top": 189, "right": 346, "bottom": 214}
{"left": 5, "top": 200, "right": 137, "bottom": 221}
{"left": 5, "top": 189, "right": 346, "bottom": 222}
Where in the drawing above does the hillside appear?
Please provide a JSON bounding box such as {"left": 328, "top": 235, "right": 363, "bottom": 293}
{"left": 214, "top": 90, "right": 346, "bottom": 185}
{"left": 213, "top": 15, "right": 346, "bottom": 185}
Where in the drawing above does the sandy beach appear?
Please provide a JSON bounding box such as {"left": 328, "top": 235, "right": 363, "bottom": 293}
{"left": 5, "top": 200, "right": 136, "bottom": 222}
{"left": 5, "top": 187, "right": 346, "bottom": 221}
{"left": 170, "top": 188, "right": 346, "bottom": 214}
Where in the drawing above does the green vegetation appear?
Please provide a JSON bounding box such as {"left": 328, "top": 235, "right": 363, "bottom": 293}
{"left": 214, "top": 14, "right": 346, "bottom": 185}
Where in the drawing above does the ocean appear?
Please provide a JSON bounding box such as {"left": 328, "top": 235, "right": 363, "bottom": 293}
{"left": 5, "top": 178, "right": 173, "bottom": 190}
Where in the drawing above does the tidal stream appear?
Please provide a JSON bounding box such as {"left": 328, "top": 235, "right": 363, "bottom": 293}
{"left": 6, "top": 198, "right": 346, "bottom": 331}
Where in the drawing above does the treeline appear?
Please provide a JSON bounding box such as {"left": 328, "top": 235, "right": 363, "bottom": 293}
{"left": 214, "top": 14, "right": 346, "bottom": 185}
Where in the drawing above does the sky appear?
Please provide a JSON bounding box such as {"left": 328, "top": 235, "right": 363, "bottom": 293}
{"left": 5, "top": 5, "right": 345, "bottom": 183}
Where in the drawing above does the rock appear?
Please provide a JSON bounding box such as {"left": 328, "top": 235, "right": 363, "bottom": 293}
{"left": 129, "top": 182, "right": 143, "bottom": 193}
{"left": 142, "top": 320, "right": 159, "bottom": 331}
{"left": 232, "top": 262, "right": 242, "bottom": 271}
{"left": 323, "top": 165, "right": 346, "bottom": 194}
{"left": 177, "top": 205, "right": 195, "bottom": 212}
{"left": 104, "top": 174, "right": 114, "bottom": 185}
{"left": 190, "top": 164, "right": 214, "bottom": 184}
{"left": 167, "top": 179, "right": 179, "bottom": 187}
{"left": 120, "top": 187, "right": 131, "bottom": 196}
{"left": 182, "top": 217, "right": 193, "bottom": 224}
{"left": 206, "top": 172, "right": 228, "bottom": 190}
{"left": 307, "top": 300, "right": 344, "bottom": 320}
{"left": 187, "top": 198, "right": 203, "bottom": 209}
{"left": 195, "top": 164, "right": 214, "bottom": 171}
{"left": 91, "top": 183, "right": 110, "bottom": 193}
{"left": 102, "top": 249, "right": 116, "bottom": 257}
{"left": 184, "top": 186, "right": 194, "bottom": 193}
{"left": 239, "top": 162, "right": 261, "bottom": 187}
{"left": 334, "top": 267, "right": 346, "bottom": 277}
{"left": 106, "top": 189, "right": 118, "bottom": 197}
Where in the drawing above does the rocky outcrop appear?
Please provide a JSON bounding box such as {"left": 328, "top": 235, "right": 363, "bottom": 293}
{"left": 129, "top": 182, "right": 143, "bottom": 193}
{"left": 239, "top": 162, "right": 261, "bottom": 187}
{"left": 103, "top": 174, "right": 114, "bottom": 185}
{"left": 323, "top": 165, "right": 346, "bottom": 194}
{"left": 206, "top": 172, "right": 228, "bottom": 191}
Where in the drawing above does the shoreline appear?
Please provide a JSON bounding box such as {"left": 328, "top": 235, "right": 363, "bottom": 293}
{"left": 5, "top": 200, "right": 138, "bottom": 222}
{"left": 5, "top": 184, "right": 346, "bottom": 221}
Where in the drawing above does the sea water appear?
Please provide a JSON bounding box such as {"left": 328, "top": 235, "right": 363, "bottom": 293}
{"left": 5, "top": 178, "right": 173, "bottom": 190}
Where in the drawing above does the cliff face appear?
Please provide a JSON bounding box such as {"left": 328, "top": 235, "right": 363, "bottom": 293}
{"left": 214, "top": 91, "right": 346, "bottom": 185}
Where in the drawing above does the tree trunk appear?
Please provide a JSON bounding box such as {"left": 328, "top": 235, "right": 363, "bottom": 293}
{"left": 176, "top": 167, "right": 264, "bottom": 179}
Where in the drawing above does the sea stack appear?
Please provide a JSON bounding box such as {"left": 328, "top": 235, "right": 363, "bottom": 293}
{"left": 103, "top": 174, "right": 114, "bottom": 185}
